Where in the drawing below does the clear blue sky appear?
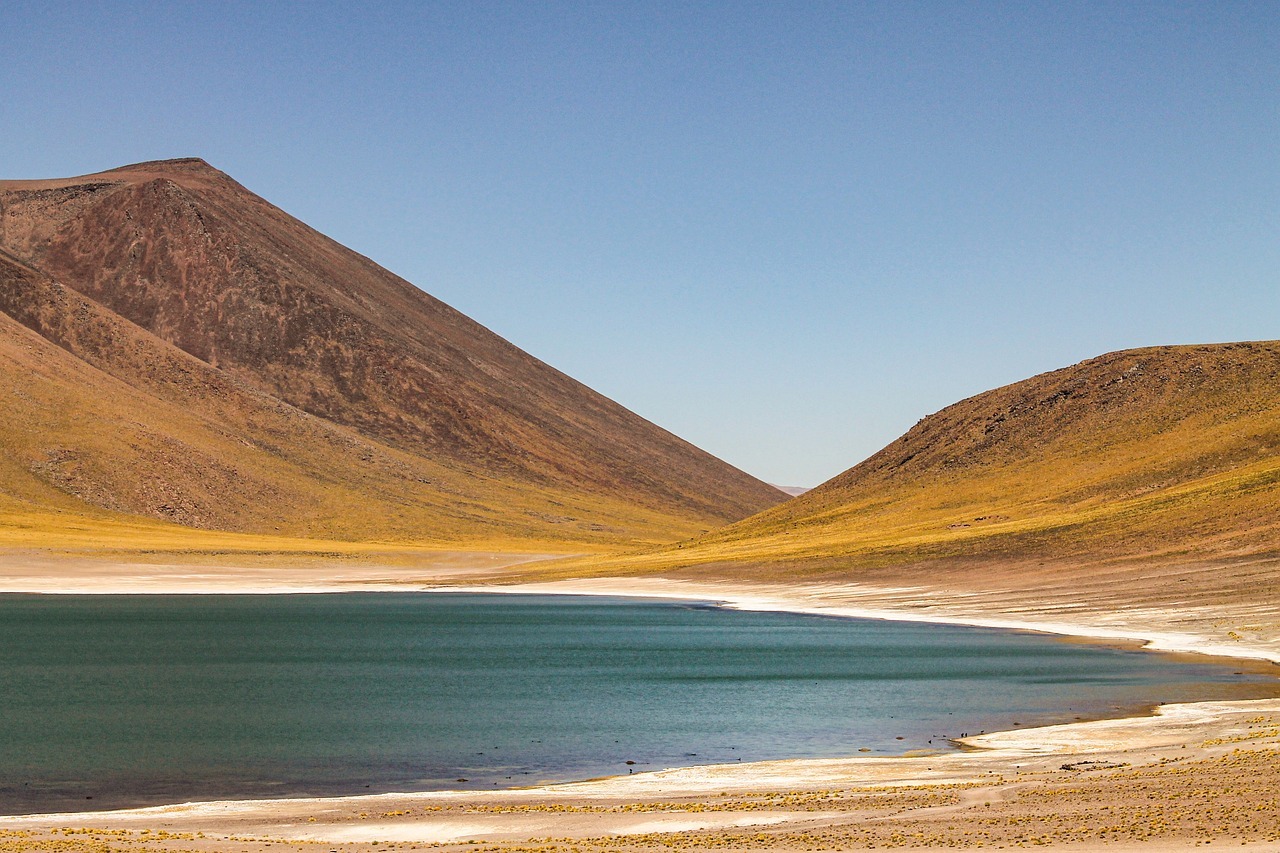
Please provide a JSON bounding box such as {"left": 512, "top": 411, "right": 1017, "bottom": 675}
{"left": 4, "top": 1, "right": 1277, "bottom": 486}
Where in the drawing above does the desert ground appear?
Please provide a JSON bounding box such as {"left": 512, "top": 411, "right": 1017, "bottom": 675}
{"left": 1, "top": 552, "right": 1278, "bottom": 852}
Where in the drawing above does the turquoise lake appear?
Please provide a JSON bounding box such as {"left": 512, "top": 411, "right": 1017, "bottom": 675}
{"left": 0, "top": 592, "right": 1273, "bottom": 814}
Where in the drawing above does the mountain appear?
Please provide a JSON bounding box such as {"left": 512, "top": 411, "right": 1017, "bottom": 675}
{"left": 0, "top": 159, "right": 784, "bottom": 550}
{"left": 571, "top": 341, "right": 1280, "bottom": 579}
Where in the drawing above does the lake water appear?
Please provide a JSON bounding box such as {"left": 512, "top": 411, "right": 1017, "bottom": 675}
{"left": 0, "top": 592, "right": 1273, "bottom": 814}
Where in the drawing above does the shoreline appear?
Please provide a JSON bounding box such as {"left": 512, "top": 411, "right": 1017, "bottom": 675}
{"left": 3, "top": 565, "right": 1279, "bottom": 848}
{"left": 3, "top": 562, "right": 1276, "bottom": 667}
{"left": 0, "top": 552, "right": 555, "bottom": 595}
{"left": 6, "top": 696, "right": 1280, "bottom": 810}
{"left": 432, "top": 576, "right": 1280, "bottom": 666}
{"left": 3, "top": 696, "right": 1279, "bottom": 848}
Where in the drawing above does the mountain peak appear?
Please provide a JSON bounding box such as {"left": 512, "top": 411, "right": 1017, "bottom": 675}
{"left": 0, "top": 157, "right": 234, "bottom": 198}
{"left": 0, "top": 159, "right": 785, "bottom": 545}
{"left": 112, "top": 157, "right": 218, "bottom": 172}
{"left": 96, "top": 157, "right": 236, "bottom": 190}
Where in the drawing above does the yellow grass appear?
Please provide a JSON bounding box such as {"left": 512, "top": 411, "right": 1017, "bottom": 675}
{"left": 0, "top": 501, "right": 604, "bottom": 567}
{"left": 0, "top": 309, "right": 723, "bottom": 556}
{"left": 531, "top": 343, "right": 1280, "bottom": 581}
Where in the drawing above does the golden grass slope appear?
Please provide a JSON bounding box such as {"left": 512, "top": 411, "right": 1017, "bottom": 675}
{"left": 0, "top": 274, "right": 695, "bottom": 554}
{"left": 0, "top": 160, "right": 785, "bottom": 553}
{"left": 0, "top": 159, "right": 784, "bottom": 528}
{"left": 0, "top": 258, "right": 739, "bottom": 553}
{"left": 555, "top": 341, "right": 1280, "bottom": 580}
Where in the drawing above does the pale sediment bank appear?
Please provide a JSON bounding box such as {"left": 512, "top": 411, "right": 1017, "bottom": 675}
{"left": 0, "top": 552, "right": 554, "bottom": 594}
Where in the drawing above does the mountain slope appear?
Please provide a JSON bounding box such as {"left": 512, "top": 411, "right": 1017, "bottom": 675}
{"left": 0, "top": 250, "right": 696, "bottom": 548}
{"left": 0, "top": 159, "right": 784, "bottom": 548}
{"left": 563, "top": 341, "right": 1280, "bottom": 577}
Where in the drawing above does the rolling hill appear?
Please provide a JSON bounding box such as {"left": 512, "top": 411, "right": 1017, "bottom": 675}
{"left": 0, "top": 159, "right": 784, "bottom": 552}
{"left": 561, "top": 341, "right": 1280, "bottom": 583}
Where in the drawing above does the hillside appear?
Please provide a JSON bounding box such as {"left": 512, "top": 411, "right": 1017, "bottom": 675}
{"left": 558, "top": 341, "right": 1280, "bottom": 580}
{"left": 0, "top": 159, "right": 784, "bottom": 551}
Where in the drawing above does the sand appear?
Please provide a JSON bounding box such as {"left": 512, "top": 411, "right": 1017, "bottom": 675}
{"left": 1, "top": 557, "right": 1279, "bottom": 851}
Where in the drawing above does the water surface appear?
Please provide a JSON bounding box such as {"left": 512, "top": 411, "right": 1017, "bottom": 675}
{"left": 0, "top": 592, "right": 1272, "bottom": 813}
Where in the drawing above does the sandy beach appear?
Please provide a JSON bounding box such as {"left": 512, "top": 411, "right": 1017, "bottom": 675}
{"left": 2, "top": 557, "right": 1278, "bottom": 851}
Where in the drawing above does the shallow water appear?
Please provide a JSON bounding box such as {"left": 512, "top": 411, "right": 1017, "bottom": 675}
{"left": 0, "top": 592, "right": 1273, "bottom": 813}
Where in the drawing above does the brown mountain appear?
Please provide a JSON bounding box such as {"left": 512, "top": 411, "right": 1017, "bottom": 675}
{"left": 570, "top": 341, "right": 1280, "bottom": 580}
{"left": 0, "top": 158, "right": 784, "bottom": 548}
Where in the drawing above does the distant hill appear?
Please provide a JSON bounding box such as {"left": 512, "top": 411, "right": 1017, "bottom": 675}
{"left": 0, "top": 159, "right": 783, "bottom": 550}
{"left": 570, "top": 342, "right": 1280, "bottom": 578}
